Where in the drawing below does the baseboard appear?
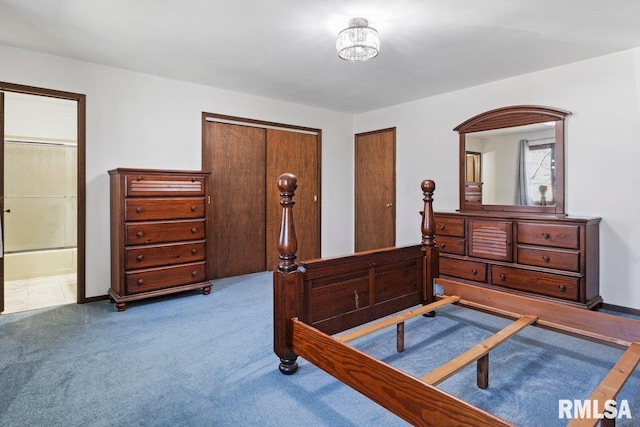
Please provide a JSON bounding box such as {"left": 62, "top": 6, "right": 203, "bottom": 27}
{"left": 601, "top": 302, "right": 640, "bottom": 317}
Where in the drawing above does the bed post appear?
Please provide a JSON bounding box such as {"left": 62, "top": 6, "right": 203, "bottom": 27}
{"left": 273, "top": 173, "right": 303, "bottom": 375}
{"left": 421, "top": 179, "right": 439, "bottom": 306}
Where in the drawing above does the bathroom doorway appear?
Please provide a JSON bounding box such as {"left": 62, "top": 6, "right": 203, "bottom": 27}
{"left": 0, "top": 83, "right": 86, "bottom": 314}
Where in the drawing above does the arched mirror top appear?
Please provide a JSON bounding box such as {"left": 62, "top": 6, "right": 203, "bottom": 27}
{"left": 455, "top": 105, "right": 571, "bottom": 216}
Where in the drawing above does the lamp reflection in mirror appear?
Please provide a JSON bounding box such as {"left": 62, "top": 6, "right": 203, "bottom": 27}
{"left": 336, "top": 18, "right": 380, "bottom": 61}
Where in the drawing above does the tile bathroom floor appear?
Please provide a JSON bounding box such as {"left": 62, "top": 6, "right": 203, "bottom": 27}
{"left": 3, "top": 273, "right": 77, "bottom": 314}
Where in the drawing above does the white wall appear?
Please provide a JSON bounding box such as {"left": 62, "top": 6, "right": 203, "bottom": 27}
{"left": 0, "top": 44, "right": 355, "bottom": 298}
{"left": 354, "top": 48, "right": 640, "bottom": 309}
{"left": 3, "top": 43, "right": 640, "bottom": 310}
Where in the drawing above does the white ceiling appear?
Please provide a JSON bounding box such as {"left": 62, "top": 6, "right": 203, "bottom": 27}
{"left": 2, "top": 0, "right": 640, "bottom": 114}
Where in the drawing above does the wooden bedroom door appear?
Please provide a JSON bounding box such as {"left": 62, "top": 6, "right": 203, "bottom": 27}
{"left": 203, "top": 121, "right": 267, "bottom": 279}
{"left": 354, "top": 128, "right": 396, "bottom": 252}
{"left": 265, "top": 128, "right": 319, "bottom": 271}
{"left": 202, "top": 116, "right": 321, "bottom": 278}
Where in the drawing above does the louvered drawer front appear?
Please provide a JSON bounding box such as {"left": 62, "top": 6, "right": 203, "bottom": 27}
{"left": 491, "top": 266, "right": 579, "bottom": 301}
{"left": 441, "top": 257, "right": 487, "bottom": 282}
{"left": 125, "top": 174, "right": 205, "bottom": 197}
{"left": 125, "top": 198, "right": 205, "bottom": 221}
{"left": 469, "top": 220, "right": 512, "bottom": 262}
{"left": 126, "top": 262, "right": 206, "bottom": 294}
{"left": 517, "top": 246, "right": 580, "bottom": 272}
{"left": 436, "top": 236, "right": 466, "bottom": 255}
{"left": 125, "top": 241, "right": 205, "bottom": 269}
{"left": 435, "top": 217, "right": 465, "bottom": 237}
{"left": 126, "top": 219, "right": 205, "bottom": 245}
{"left": 517, "top": 223, "right": 579, "bottom": 249}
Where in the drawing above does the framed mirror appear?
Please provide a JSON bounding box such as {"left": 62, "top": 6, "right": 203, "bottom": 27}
{"left": 454, "top": 105, "right": 570, "bottom": 215}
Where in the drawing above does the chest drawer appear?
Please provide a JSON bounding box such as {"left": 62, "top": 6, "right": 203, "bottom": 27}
{"left": 125, "top": 174, "right": 205, "bottom": 197}
{"left": 126, "top": 219, "right": 205, "bottom": 245}
{"left": 125, "top": 197, "right": 205, "bottom": 221}
{"left": 441, "top": 257, "right": 487, "bottom": 282}
{"left": 517, "top": 245, "right": 579, "bottom": 272}
{"left": 491, "top": 266, "right": 578, "bottom": 301}
{"left": 435, "top": 217, "right": 465, "bottom": 237}
{"left": 126, "top": 241, "right": 205, "bottom": 269}
{"left": 436, "top": 236, "right": 466, "bottom": 255}
{"left": 517, "top": 223, "right": 579, "bottom": 249}
{"left": 126, "top": 262, "right": 206, "bottom": 294}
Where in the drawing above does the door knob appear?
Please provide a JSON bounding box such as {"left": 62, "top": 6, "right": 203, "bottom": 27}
{"left": 385, "top": 203, "right": 393, "bottom": 208}
{"left": 3, "top": 208, "right": 10, "bottom": 213}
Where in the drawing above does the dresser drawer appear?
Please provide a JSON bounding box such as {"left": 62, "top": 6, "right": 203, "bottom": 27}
{"left": 126, "top": 262, "right": 206, "bottom": 294}
{"left": 517, "top": 222, "right": 579, "bottom": 249}
{"left": 436, "top": 236, "right": 465, "bottom": 255}
{"left": 469, "top": 220, "right": 513, "bottom": 262}
{"left": 441, "top": 257, "right": 487, "bottom": 282}
{"left": 517, "top": 245, "right": 579, "bottom": 272}
{"left": 125, "top": 198, "right": 205, "bottom": 221}
{"left": 491, "top": 266, "right": 579, "bottom": 301}
{"left": 125, "top": 241, "right": 205, "bottom": 269}
{"left": 126, "top": 219, "right": 205, "bottom": 245}
{"left": 435, "top": 217, "right": 465, "bottom": 237}
{"left": 125, "top": 174, "right": 205, "bottom": 197}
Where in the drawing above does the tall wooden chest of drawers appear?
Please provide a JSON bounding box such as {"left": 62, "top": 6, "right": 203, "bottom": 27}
{"left": 435, "top": 211, "right": 601, "bottom": 309}
{"left": 109, "top": 168, "right": 211, "bottom": 311}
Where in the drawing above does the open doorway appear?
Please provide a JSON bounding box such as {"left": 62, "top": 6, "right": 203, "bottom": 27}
{"left": 0, "top": 83, "right": 86, "bottom": 314}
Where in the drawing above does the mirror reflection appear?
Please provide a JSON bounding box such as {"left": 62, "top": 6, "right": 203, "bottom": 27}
{"left": 465, "top": 122, "right": 556, "bottom": 206}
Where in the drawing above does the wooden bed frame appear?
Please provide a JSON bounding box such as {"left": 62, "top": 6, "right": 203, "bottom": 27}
{"left": 272, "top": 173, "right": 640, "bottom": 426}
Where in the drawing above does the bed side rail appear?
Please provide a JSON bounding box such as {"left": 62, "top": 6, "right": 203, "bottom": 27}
{"left": 291, "top": 318, "right": 514, "bottom": 427}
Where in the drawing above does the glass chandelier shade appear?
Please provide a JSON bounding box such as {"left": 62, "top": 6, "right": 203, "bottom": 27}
{"left": 336, "top": 18, "right": 380, "bottom": 61}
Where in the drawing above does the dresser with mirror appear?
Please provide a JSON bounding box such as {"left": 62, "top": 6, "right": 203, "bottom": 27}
{"left": 435, "top": 105, "right": 602, "bottom": 309}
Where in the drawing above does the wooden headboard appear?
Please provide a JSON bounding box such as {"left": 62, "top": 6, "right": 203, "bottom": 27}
{"left": 273, "top": 174, "right": 439, "bottom": 374}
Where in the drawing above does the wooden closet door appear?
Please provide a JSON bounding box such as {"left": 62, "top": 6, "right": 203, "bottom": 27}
{"left": 203, "top": 121, "right": 266, "bottom": 278}
{"left": 355, "top": 128, "right": 396, "bottom": 252}
{"left": 266, "top": 129, "right": 320, "bottom": 270}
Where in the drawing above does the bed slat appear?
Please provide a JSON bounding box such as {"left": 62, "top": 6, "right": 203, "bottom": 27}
{"left": 567, "top": 341, "right": 640, "bottom": 427}
{"left": 291, "top": 318, "right": 514, "bottom": 427}
{"left": 421, "top": 314, "right": 538, "bottom": 386}
{"left": 335, "top": 295, "right": 460, "bottom": 344}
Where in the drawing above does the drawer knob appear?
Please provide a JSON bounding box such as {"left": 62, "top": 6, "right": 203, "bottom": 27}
{"left": 190, "top": 205, "right": 197, "bottom": 211}
{"left": 439, "top": 224, "right": 446, "bottom": 231}
{"left": 191, "top": 248, "right": 197, "bottom": 255}
{"left": 542, "top": 232, "right": 550, "bottom": 239}
{"left": 191, "top": 270, "right": 198, "bottom": 277}
{"left": 136, "top": 231, "right": 144, "bottom": 238}
{"left": 191, "top": 227, "right": 197, "bottom": 233}
{"left": 136, "top": 255, "right": 144, "bottom": 261}
{"left": 136, "top": 176, "right": 142, "bottom": 181}
{"left": 542, "top": 255, "right": 550, "bottom": 262}
{"left": 499, "top": 273, "right": 506, "bottom": 281}
{"left": 137, "top": 279, "right": 144, "bottom": 285}
{"left": 439, "top": 243, "right": 446, "bottom": 249}
{"left": 471, "top": 269, "right": 477, "bottom": 275}
{"left": 558, "top": 285, "right": 566, "bottom": 292}
{"left": 136, "top": 207, "right": 144, "bottom": 213}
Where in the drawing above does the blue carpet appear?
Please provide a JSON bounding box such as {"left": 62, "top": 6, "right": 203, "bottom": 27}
{"left": 1, "top": 272, "right": 638, "bottom": 426}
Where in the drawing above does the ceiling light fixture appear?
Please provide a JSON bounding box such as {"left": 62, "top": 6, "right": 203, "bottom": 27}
{"left": 336, "top": 17, "right": 380, "bottom": 62}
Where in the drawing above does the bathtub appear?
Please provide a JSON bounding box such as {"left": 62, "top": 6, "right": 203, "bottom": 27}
{"left": 4, "top": 247, "right": 77, "bottom": 280}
